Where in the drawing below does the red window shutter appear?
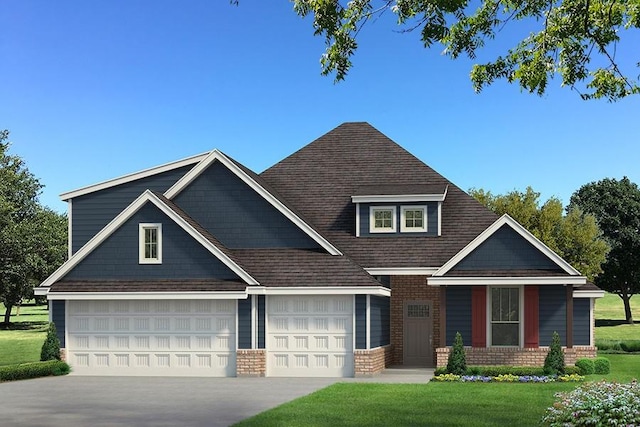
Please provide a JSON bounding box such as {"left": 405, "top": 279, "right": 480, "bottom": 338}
{"left": 524, "top": 285, "right": 539, "bottom": 348}
{"left": 471, "top": 286, "right": 486, "bottom": 347}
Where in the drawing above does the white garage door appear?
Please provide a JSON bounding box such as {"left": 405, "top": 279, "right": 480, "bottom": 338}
{"left": 67, "top": 299, "right": 236, "bottom": 376}
{"left": 267, "top": 295, "right": 354, "bottom": 377}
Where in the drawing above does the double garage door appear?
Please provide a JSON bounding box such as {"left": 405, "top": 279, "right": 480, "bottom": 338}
{"left": 66, "top": 296, "right": 354, "bottom": 377}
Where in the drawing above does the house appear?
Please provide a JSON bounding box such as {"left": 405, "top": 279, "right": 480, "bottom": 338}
{"left": 35, "top": 122, "right": 602, "bottom": 377}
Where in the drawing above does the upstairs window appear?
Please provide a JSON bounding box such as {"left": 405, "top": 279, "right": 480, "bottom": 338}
{"left": 139, "top": 223, "right": 162, "bottom": 264}
{"left": 370, "top": 207, "right": 396, "bottom": 233}
{"left": 401, "top": 206, "right": 427, "bottom": 232}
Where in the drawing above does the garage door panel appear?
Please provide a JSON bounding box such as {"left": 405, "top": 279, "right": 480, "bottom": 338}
{"left": 67, "top": 300, "right": 236, "bottom": 377}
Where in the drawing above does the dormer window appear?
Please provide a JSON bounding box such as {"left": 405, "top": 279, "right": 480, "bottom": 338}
{"left": 139, "top": 223, "right": 162, "bottom": 264}
{"left": 370, "top": 207, "right": 396, "bottom": 233}
{"left": 401, "top": 206, "right": 427, "bottom": 232}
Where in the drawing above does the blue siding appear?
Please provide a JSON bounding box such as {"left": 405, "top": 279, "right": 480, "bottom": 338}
{"left": 359, "top": 202, "right": 439, "bottom": 237}
{"left": 573, "top": 299, "right": 590, "bottom": 346}
{"left": 257, "top": 295, "right": 265, "bottom": 349}
{"left": 539, "top": 286, "right": 567, "bottom": 346}
{"left": 65, "top": 203, "right": 240, "bottom": 280}
{"left": 355, "top": 295, "right": 367, "bottom": 349}
{"left": 238, "top": 298, "right": 252, "bottom": 349}
{"left": 52, "top": 300, "right": 66, "bottom": 347}
{"left": 370, "top": 296, "right": 390, "bottom": 347}
{"left": 71, "top": 165, "right": 193, "bottom": 253}
{"left": 446, "top": 286, "right": 472, "bottom": 345}
{"left": 174, "top": 161, "right": 320, "bottom": 249}
{"left": 452, "top": 225, "right": 562, "bottom": 271}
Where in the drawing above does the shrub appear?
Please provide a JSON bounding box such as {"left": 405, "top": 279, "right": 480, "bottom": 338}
{"left": 40, "top": 322, "right": 61, "bottom": 361}
{"left": 564, "top": 365, "right": 582, "bottom": 375}
{"left": 594, "top": 357, "right": 611, "bottom": 374}
{"left": 544, "top": 331, "right": 565, "bottom": 375}
{"left": 0, "top": 361, "right": 70, "bottom": 382}
{"left": 434, "top": 367, "right": 447, "bottom": 376}
{"left": 446, "top": 332, "right": 467, "bottom": 375}
{"left": 575, "top": 358, "right": 595, "bottom": 375}
{"left": 542, "top": 380, "right": 640, "bottom": 426}
{"left": 620, "top": 341, "right": 640, "bottom": 353}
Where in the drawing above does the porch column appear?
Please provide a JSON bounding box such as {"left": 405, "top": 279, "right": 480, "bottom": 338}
{"left": 566, "top": 285, "right": 573, "bottom": 348}
{"left": 439, "top": 286, "right": 447, "bottom": 347}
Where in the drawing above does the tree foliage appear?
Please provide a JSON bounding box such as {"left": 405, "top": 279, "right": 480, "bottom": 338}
{"left": 447, "top": 331, "right": 467, "bottom": 375}
{"left": 0, "top": 131, "right": 67, "bottom": 325}
{"left": 569, "top": 177, "right": 640, "bottom": 323}
{"left": 543, "top": 331, "right": 565, "bottom": 375}
{"left": 469, "top": 186, "right": 608, "bottom": 280}
{"left": 40, "top": 322, "right": 62, "bottom": 361}
{"left": 288, "top": 0, "right": 640, "bottom": 101}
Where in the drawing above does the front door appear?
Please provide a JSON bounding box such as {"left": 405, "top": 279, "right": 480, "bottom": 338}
{"left": 403, "top": 300, "right": 433, "bottom": 366}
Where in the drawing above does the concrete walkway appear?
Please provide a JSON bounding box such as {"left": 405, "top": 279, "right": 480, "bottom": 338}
{"left": 1, "top": 368, "right": 432, "bottom": 427}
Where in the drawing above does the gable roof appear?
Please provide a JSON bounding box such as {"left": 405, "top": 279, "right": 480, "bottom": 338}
{"left": 163, "top": 149, "right": 343, "bottom": 256}
{"left": 260, "top": 122, "right": 499, "bottom": 268}
{"left": 38, "top": 190, "right": 259, "bottom": 289}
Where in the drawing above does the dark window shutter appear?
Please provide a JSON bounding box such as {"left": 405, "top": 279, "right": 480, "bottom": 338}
{"left": 524, "top": 285, "right": 539, "bottom": 348}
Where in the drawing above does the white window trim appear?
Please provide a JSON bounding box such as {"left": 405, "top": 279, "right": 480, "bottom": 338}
{"left": 486, "top": 285, "right": 524, "bottom": 348}
{"left": 139, "top": 223, "right": 162, "bottom": 264}
{"left": 400, "top": 205, "right": 427, "bottom": 233}
{"left": 369, "top": 206, "right": 397, "bottom": 233}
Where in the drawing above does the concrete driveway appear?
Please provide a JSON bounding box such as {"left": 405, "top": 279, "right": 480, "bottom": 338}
{"left": 1, "top": 376, "right": 339, "bottom": 427}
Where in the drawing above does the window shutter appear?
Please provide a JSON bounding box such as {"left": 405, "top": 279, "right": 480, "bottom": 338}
{"left": 471, "top": 286, "right": 486, "bottom": 347}
{"left": 524, "top": 285, "right": 539, "bottom": 348}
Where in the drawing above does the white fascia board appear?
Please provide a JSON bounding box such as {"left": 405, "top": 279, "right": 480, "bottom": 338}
{"left": 433, "top": 214, "right": 582, "bottom": 277}
{"left": 427, "top": 276, "right": 587, "bottom": 286}
{"left": 34, "top": 287, "right": 49, "bottom": 296}
{"left": 573, "top": 290, "right": 606, "bottom": 298}
{"left": 365, "top": 267, "right": 439, "bottom": 276}
{"left": 164, "top": 150, "right": 343, "bottom": 256}
{"left": 60, "top": 152, "right": 210, "bottom": 200}
{"left": 67, "top": 200, "right": 73, "bottom": 258}
{"left": 351, "top": 194, "right": 446, "bottom": 203}
{"left": 46, "top": 291, "right": 249, "bottom": 300}
{"left": 246, "top": 286, "right": 391, "bottom": 297}
{"left": 39, "top": 190, "right": 258, "bottom": 287}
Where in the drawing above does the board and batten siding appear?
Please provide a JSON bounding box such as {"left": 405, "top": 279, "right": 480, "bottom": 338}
{"left": 446, "top": 286, "right": 472, "bottom": 346}
{"left": 358, "top": 202, "right": 439, "bottom": 237}
{"left": 173, "top": 161, "right": 320, "bottom": 249}
{"left": 52, "top": 300, "right": 66, "bottom": 347}
{"left": 65, "top": 203, "right": 240, "bottom": 281}
{"left": 539, "top": 285, "right": 567, "bottom": 346}
{"left": 70, "top": 165, "right": 193, "bottom": 254}
{"left": 355, "top": 295, "right": 367, "bottom": 349}
{"left": 573, "top": 298, "right": 591, "bottom": 346}
{"left": 369, "top": 296, "right": 390, "bottom": 348}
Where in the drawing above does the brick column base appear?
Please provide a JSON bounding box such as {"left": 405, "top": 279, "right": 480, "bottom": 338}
{"left": 236, "top": 349, "right": 266, "bottom": 377}
{"left": 354, "top": 345, "right": 393, "bottom": 376}
{"left": 436, "top": 346, "right": 597, "bottom": 368}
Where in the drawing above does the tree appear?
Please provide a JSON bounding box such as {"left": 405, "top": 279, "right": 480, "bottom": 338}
{"left": 285, "top": 0, "right": 640, "bottom": 101}
{"left": 569, "top": 177, "right": 640, "bottom": 324}
{"left": 447, "top": 332, "right": 467, "bottom": 375}
{"left": 543, "top": 331, "right": 565, "bottom": 375}
{"left": 469, "top": 186, "right": 608, "bottom": 281}
{"left": 0, "top": 131, "right": 67, "bottom": 325}
{"left": 41, "top": 322, "right": 62, "bottom": 361}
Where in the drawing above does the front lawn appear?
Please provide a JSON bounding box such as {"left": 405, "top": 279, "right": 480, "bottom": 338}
{"left": 595, "top": 292, "right": 640, "bottom": 341}
{"left": 0, "top": 303, "right": 49, "bottom": 366}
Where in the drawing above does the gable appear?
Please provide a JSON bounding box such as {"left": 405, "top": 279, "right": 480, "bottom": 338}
{"left": 173, "top": 160, "right": 321, "bottom": 249}
{"left": 64, "top": 203, "right": 241, "bottom": 281}
{"left": 450, "top": 224, "right": 563, "bottom": 272}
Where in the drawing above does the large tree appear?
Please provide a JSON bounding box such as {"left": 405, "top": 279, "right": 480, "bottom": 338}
{"left": 470, "top": 186, "right": 609, "bottom": 280}
{"left": 570, "top": 177, "right": 640, "bottom": 324}
{"left": 0, "top": 131, "right": 67, "bottom": 325}
{"left": 285, "top": 0, "right": 640, "bottom": 101}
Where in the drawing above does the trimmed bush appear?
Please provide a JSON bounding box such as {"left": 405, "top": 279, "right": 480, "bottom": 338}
{"left": 564, "top": 366, "right": 582, "bottom": 375}
{"left": 446, "top": 332, "right": 467, "bottom": 375}
{"left": 0, "top": 361, "right": 70, "bottom": 382}
{"left": 40, "top": 322, "right": 61, "bottom": 361}
{"left": 434, "top": 367, "right": 447, "bottom": 376}
{"left": 620, "top": 341, "right": 640, "bottom": 353}
{"left": 575, "top": 358, "right": 595, "bottom": 375}
{"left": 542, "top": 380, "right": 640, "bottom": 426}
{"left": 544, "top": 331, "right": 565, "bottom": 375}
{"left": 596, "top": 339, "right": 640, "bottom": 353}
{"left": 594, "top": 357, "right": 611, "bottom": 374}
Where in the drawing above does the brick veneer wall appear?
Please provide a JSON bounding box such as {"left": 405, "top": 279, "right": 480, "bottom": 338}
{"left": 354, "top": 345, "right": 393, "bottom": 376}
{"left": 236, "top": 349, "right": 266, "bottom": 377}
{"left": 436, "top": 346, "right": 597, "bottom": 367}
{"left": 390, "top": 276, "right": 440, "bottom": 366}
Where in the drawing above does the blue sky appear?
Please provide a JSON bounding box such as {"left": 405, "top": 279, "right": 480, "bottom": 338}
{"left": 2, "top": 1, "right": 639, "bottom": 213}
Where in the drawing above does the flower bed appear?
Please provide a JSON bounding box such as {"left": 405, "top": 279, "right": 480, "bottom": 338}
{"left": 433, "top": 373, "right": 585, "bottom": 383}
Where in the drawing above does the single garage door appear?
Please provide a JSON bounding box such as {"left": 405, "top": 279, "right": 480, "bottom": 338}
{"left": 267, "top": 295, "right": 354, "bottom": 377}
{"left": 67, "top": 299, "right": 236, "bottom": 376}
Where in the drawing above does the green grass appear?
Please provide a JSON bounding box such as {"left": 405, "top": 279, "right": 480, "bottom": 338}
{"left": 0, "top": 303, "right": 49, "bottom": 366}
{"left": 595, "top": 292, "right": 640, "bottom": 341}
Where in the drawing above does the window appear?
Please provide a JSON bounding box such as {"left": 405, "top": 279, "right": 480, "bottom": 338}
{"left": 401, "top": 206, "right": 427, "bottom": 232}
{"left": 490, "top": 287, "right": 520, "bottom": 346}
{"left": 139, "top": 223, "right": 162, "bottom": 264}
{"left": 369, "top": 207, "right": 396, "bottom": 233}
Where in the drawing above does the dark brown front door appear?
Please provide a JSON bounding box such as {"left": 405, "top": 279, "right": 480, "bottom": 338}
{"left": 403, "top": 300, "right": 433, "bottom": 366}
